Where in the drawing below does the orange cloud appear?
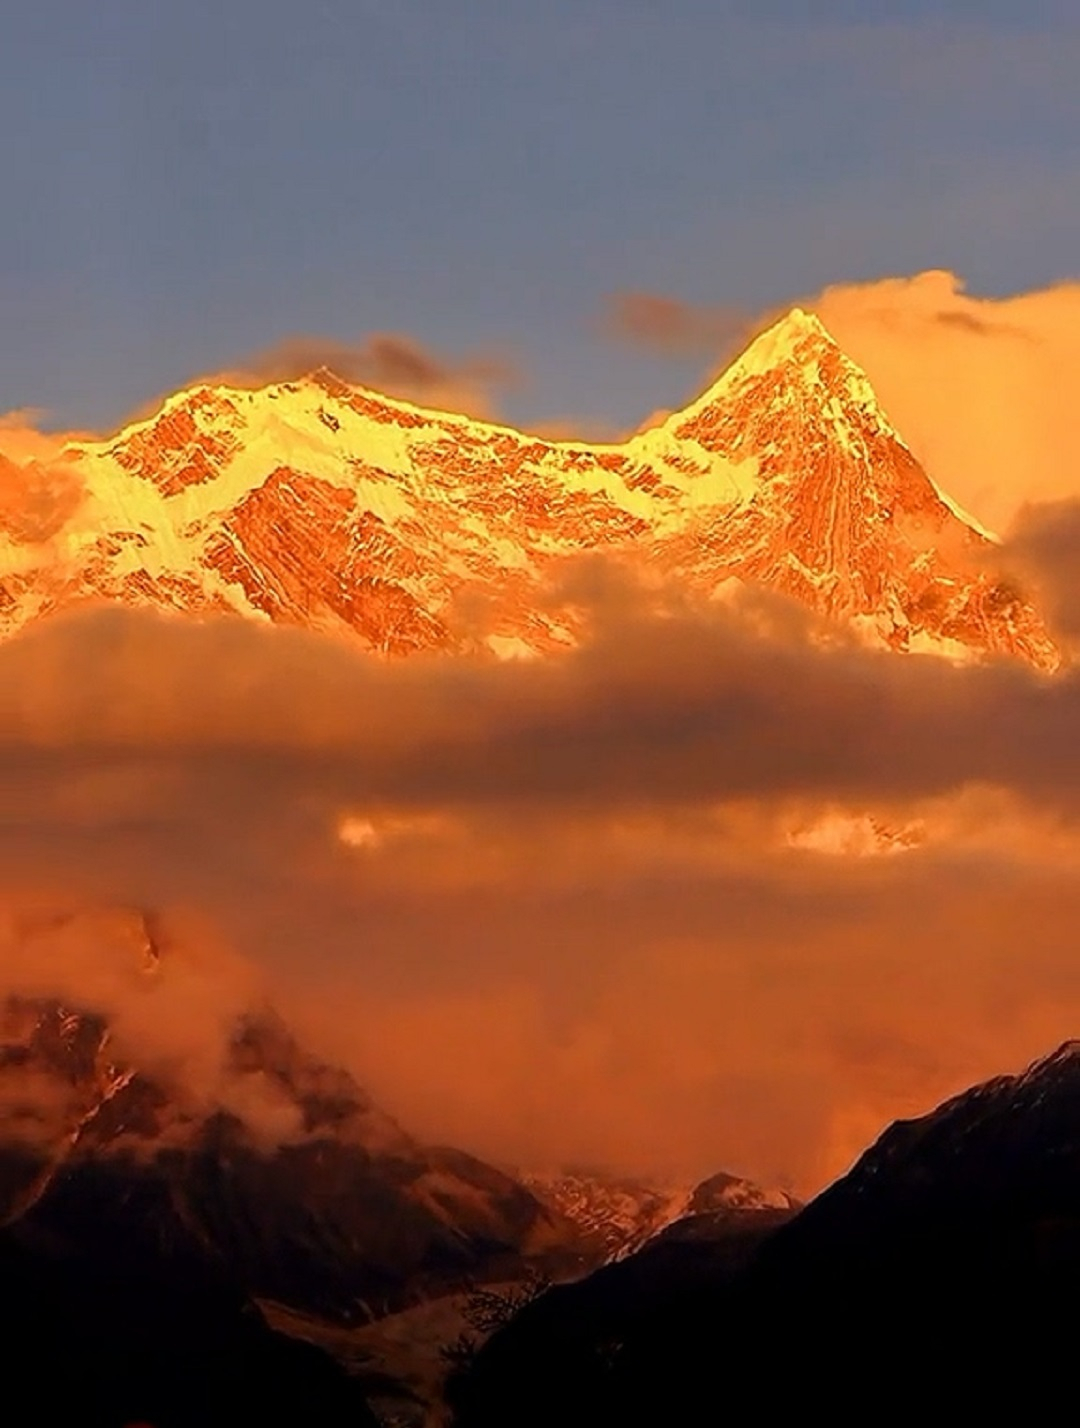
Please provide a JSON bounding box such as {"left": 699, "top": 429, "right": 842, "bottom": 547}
{"left": 0, "top": 409, "right": 90, "bottom": 465}
{"left": 4, "top": 575, "right": 1080, "bottom": 1192}
{"left": 0, "top": 898, "right": 269, "bottom": 1124}
{"left": 0, "top": 453, "right": 85, "bottom": 545}
{"left": 998, "top": 497, "right": 1080, "bottom": 645}
{"left": 0, "top": 578, "right": 1075, "bottom": 811}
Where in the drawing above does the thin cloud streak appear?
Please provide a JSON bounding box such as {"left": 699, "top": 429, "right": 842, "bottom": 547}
{"left": 599, "top": 292, "right": 755, "bottom": 360}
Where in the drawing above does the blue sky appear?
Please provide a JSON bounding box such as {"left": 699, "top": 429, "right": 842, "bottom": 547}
{"left": 1, "top": 0, "right": 1076, "bottom": 433}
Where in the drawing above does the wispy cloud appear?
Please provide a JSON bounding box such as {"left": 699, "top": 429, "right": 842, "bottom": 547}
{"left": 211, "top": 331, "right": 519, "bottom": 419}
{"left": 598, "top": 292, "right": 754, "bottom": 359}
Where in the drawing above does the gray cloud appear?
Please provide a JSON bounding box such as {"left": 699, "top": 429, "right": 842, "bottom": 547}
{"left": 599, "top": 291, "right": 757, "bottom": 360}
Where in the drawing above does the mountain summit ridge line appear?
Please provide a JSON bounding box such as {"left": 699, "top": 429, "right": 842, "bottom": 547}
{"left": 0, "top": 309, "right": 1056, "bottom": 669}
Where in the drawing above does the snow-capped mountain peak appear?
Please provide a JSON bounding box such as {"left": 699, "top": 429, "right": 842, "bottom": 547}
{"left": 0, "top": 322, "right": 1056, "bottom": 667}
{"left": 522, "top": 1166, "right": 798, "bottom": 1260}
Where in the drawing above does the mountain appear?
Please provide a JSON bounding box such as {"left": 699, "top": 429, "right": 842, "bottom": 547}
{"left": 0, "top": 1198, "right": 380, "bottom": 1428}
{"left": 522, "top": 1167, "right": 796, "bottom": 1261}
{"left": 520, "top": 1172, "right": 694, "bottom": 1261}
{"left": 247, "top": 1169, "right": 797, "bottom": 1428}
{"left": 446, "top": 1181, "right": 798, "bottom": 1428}
{"left": 0, "top": 311, "right": 1055, "bottom": 667}
{"left": 0, "top": 981, "right": 791, "bottom": 1305}
{"left": 451, "top": 1042, "right": 1080, "bottom": 1426}
{"left": 0, "top": 929, "right": 384, "bottom": 1423}
{"left": 0, "top": 988, "right": 590, "bottom": 1329}
{"left": 0, "top": 906, "right": 804, "bottom": 1424}
{"left": 0, "top": 985, "right": 587, "bottom": 1423}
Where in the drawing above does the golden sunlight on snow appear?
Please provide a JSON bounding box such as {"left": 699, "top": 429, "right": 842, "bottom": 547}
{"left": 785, "top": 812, "right": 927, "bottom": 858}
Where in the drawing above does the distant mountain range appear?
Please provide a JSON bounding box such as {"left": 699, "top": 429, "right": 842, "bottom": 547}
{"left": 520, "top": 1167, "right": 796, "bottom": 1262}
{"left": 0, "top": 310, "right": 1055, "bottom": 668}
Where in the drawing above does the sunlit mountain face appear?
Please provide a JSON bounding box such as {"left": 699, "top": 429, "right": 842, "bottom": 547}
{"left": 0, "top": 310, "right": 1053, "bottom": 669}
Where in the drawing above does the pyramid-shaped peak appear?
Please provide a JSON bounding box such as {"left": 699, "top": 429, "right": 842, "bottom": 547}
{"left": 675, "top": 304, "right": 863, "bottom": 423}
{"left": 731, "top": 305, "right": 842, "bottom": 377}
{"left": 774, "top": 305, "right": 833, "bottom": 338}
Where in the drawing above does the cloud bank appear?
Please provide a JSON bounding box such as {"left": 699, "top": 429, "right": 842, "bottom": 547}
{"left": 3, "top": 567, "right": 1080, "bottom": 1192}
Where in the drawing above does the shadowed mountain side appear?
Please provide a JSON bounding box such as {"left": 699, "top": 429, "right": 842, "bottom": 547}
{"left": 0, "top": 968, "right": 803, "bottom": 1424}
{"left": 0, "top": 992, "right": 592, "bottom": 1328}
{"left": 0, "top": 1200, "right": 380, "bottom": 1428}
{"left": 445, "top": 1203, "right": 796, "bottom": 1426}
{"left": 450, "top": 1042, "right": 1080, "bottom": 1425}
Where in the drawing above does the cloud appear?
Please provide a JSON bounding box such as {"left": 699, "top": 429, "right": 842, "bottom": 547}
{"left": 0, "top": 413, "right": 89, "bottom": 554}
{"left": 0, "top": 411, "right": 98, "bottom": 559}
{"left": 599, "top": 291, "right": 755, "bottom": 359}
{"left": 528, "top": 415, "right": 626, "bottom": 444}
{"left": 0, "top": 898, "right": 280, "bottom": 1155}
{"left": 4, "top": 570, "right": 1080, "bottom": 1193}
{"left": 210, "top": 330, "right": 519, "bottom": 420}
{"left": 0, "top": 410, "right": 90, "bottom": 466}
{"left": 999, "top": 498, "right": 1080, "bottom": 644}
{"left": 0, "top": 453, "right": 86, "bottom": 545}
{"left": 0, "top": 574, "right": 1072, "bottom": 812}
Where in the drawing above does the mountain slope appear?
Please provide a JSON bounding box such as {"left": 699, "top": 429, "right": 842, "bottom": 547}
{"left": 522, "top": 1167, "right": 796, "bottom": 1261}
{"left": 0, "top": 990, "right": 591, "bottom": 1326}
{"left": 0, "top": 1183, "right": 380, "bottom": 1428}
{"left": 0, "top": 311, "right": 1055, "bottom": 667}
{"left": 452, "top": 1041, "right": 1080, "bottom": 1426}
